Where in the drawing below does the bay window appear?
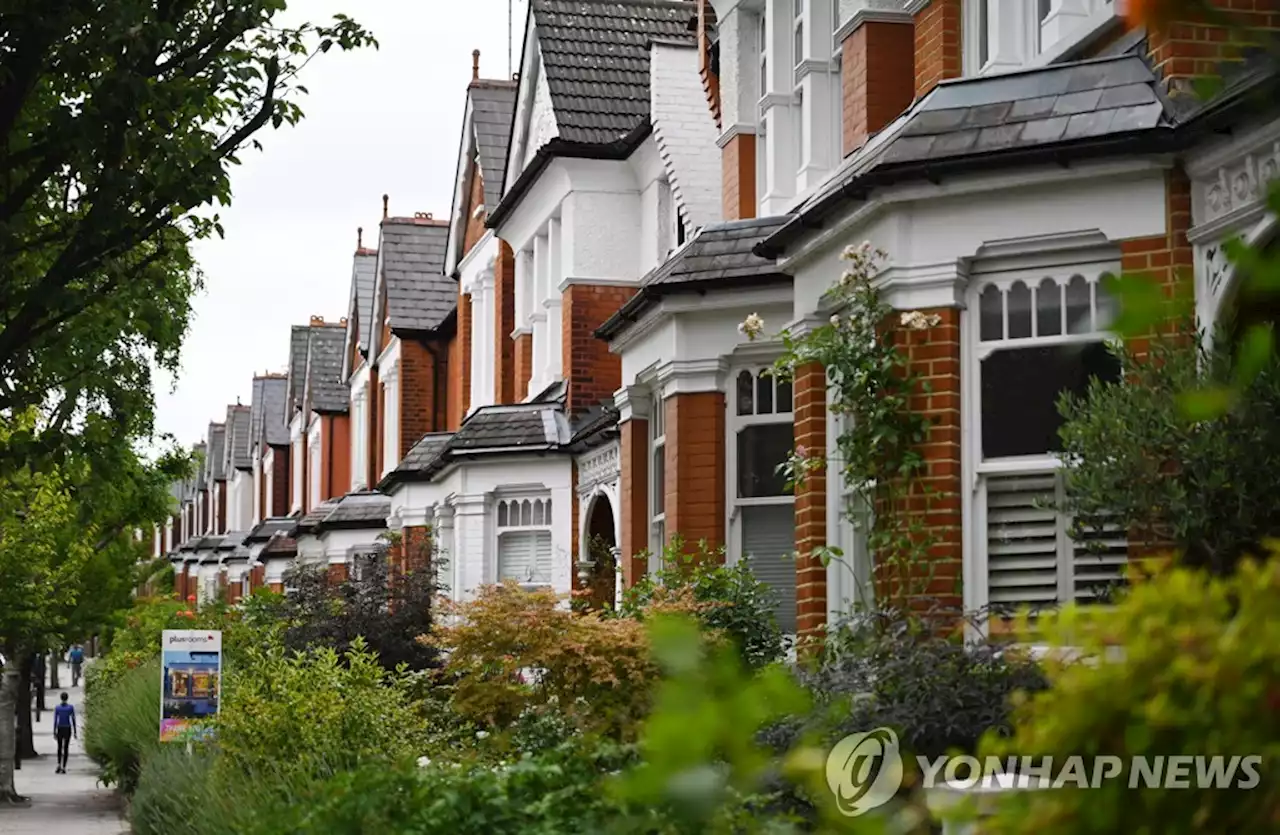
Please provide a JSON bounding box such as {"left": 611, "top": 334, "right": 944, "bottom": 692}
{"left": 729, "top": 367, "right": 796, "bottom": 633}
{"left": 965, "top": 0, "right": 1117, "bottom": 76}
{"left": 969, "top": 263, "right": 1126, "bottom": 615}
{"left": 496, "top": 497, "right": 554, "bottom": 587}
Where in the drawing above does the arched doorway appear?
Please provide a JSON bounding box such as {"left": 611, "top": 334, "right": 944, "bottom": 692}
{"left": 582, "top": 492, "right": 618, "bottom": 610}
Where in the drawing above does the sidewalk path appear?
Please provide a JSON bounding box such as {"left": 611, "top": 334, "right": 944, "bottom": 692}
{"left": 3, "top": 661, "right": 129, "bottom": 834}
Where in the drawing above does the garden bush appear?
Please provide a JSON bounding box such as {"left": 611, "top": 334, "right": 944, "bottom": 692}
{"left": 621, "top": 537, "right": 789, "bottom": 669}
{"left": 426, "top": 581, "right": 659, "bottom": 740}
{"left": 83, "top": 656, "right": 162, "bottom": 793}
{"left": 217, "top": 636, "right": 427, "bottom": 778}
{"left": 980, "top": 554, "right": 1280, "bottom": 834}
{"left": 1059, "top": 328, "right": 1280, "bottom": 574}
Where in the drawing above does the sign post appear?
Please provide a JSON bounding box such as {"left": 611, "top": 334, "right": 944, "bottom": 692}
{"left": 160, "top": 629, "right": 222, "bottom": 742}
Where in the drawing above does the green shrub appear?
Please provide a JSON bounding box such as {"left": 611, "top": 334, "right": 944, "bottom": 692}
{"left": 84, "top": 656, "right": 162, "bottom": 793}
{"left": 981, "top": 555, "right": 1280, "bottom": 834}
{"left": 1059, "top": 329, "right": 1280, "bottom": 574}
{"left": 621, "top": 537, "right": 789, "bottom": 669}
{"left": 216, "top": 636, "right": 427, "bottom": 778}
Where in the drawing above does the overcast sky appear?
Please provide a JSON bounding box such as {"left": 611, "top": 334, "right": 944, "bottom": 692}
{"left": 153, "top": 0, "right": 530, "bottom": 448}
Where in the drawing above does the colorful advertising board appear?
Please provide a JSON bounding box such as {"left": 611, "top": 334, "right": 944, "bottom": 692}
{"left": 160, "top": 629, "right": 222, "bottom": 742}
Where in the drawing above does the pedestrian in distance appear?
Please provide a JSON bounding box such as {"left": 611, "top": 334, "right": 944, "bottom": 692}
{"left": 69, "top": 644, "right": 84, "bottom": 687}
{"left": 53, "top": 692, "right": 76, "bottom": 774}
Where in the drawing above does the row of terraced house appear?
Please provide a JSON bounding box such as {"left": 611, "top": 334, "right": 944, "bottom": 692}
{"left": 155, "top": 0, "right": 1280, "bottom": 637}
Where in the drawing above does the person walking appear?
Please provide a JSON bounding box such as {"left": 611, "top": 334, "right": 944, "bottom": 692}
{"left": 69, "top": 644, "right": 84, "bottom": 687}
{"left": 52, "top": 692, "right": 76, "bottom": 774}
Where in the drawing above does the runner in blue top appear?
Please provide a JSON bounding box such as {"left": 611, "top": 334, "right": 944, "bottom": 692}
{"left": 53, "top": 692, "right": 76, "bottom": 774}
{"left": 69, "top": 644, "right": 84, "bottom": 687}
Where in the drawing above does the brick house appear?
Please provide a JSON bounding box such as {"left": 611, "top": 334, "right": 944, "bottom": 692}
{"left": 248, "top": 373, "right": 291, "bottom": 525}
{"left": 595, "top": 0, "right": 1280, "bottom": 639}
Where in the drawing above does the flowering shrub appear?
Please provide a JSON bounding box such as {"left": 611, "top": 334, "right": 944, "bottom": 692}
{"left": 423, "top": 582, "right": 660, "bottom": 740}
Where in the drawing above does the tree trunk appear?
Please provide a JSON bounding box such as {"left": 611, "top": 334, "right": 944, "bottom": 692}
{"left": 16, "top": 656, "right": 35, "bottom": 760}
{"left": 0, "top": 659, "right": 27, "bottom": 803}
{"left": 34, "top": 654, "right": 45, "bottom": 717}
{"left": 48, "top": 651, "right": 60, "bottom": 689}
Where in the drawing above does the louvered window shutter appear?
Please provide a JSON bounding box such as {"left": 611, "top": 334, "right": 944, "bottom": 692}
{"left": 985, "top": 472, "right": 1061, "bottom": 607}
{"left": 498, "top": 532, "right": 534, "bottom": 582}
{"left": 741, "top": 504, "right": 796, "bottom": 633}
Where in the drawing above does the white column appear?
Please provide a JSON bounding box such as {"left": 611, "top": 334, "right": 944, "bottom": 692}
{"left": 710, "top": 0, "right": 760, "bottom": 137}
{"left": 795, "top": 0, "right": 837, "bottom": 194}
{"left": 986, "top": 0, "right": 1031, "bottom": 74}
{"left": 530, "top": 233, "right": 550, "bottom": 397}
{"left": 453, "top": 493, "right": 489, "bottom": 597}
{"left": 1040, "top": 0, "right": 1090, "bottom": 53}
{"left": 431, "top": 503, "right": 457, "bottom": 599}
{"left": 546, "top": 218, "right": 564, "bottom": 384}
{"left": 551, "top": 481, "right": 574, "bottom": 595}
{"left": 760, "top": 0, "right": 798, "bottom": 216}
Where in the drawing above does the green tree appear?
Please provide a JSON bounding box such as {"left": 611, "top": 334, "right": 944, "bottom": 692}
{"left": 0, "top": 1, "right": 375, "bottom": 467}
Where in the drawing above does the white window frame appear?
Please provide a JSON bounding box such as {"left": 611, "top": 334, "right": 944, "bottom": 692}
{"left": 963, "top": 0, "right": 1117, "bottom": 77}
{"left": 494, "top": 496, "right": 555, "bottom": 587}
{"left": 726, "top": 365, "right": 797, "bottom": 630}
{"left": 965, "top": 258, "right": 1128, "bottom": 620}
{"left": 648, "top": 395, "right": 666, "bottom": 571}
{"left": 307, "top": 418, "right": 322, "bottom": 512}
{"left": 290, "top": 426, "right": 303, "bottom": 515}
{"left": 381, "top": 357, "right": 400, "bottom": 478}
{"left": 351, "top": 383, "right": 368, "bottom": 492}
{"left": 263, "top": 448, "right": 275, "bottom": 518}
{"left": 826, "top": 406, "right": 874, "bottom": 615}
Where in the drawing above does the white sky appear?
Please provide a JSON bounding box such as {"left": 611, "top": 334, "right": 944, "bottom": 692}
{"left": 153, "top": 0, "right": 530, "bottom": 448}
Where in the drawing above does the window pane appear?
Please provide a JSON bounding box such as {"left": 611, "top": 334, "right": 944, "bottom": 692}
{"left": 738, "top": 424, "right": 794, "bottom": 497}
{"left": 521, "top": 500, "right": 532, "bottom": 526}
{"left": 793, "top": 22, "right": 803, "bottom": 66}
{"left": 653, "top": 449, "right": 665, "bottom": 515}
{"left": 980, "top": 284, "right": 1003, "bottom": 341}
{"left": 978, "top": 0, "right": 990, "bottom": 68}
{"left": 741, "top": 504, "right": 796, "bottom": 633}
{"left": 757, "top": 372, "right": 774, "bottom": 414}
{"left": 776, "top": 378, "right": 793, "bottom": 413}
{"left": 1096, "top": 273, "right": 1119, "bottom": 330}
{"left": 498, "top": 502, "right": 508, "bottom": 527}
{"left": 737, "top": 370, "right": 754, "bottom": 415}
{"left": 1036, "top": 277, "right": 1062, "bottom": 337}
{"left": 1007, "top": 281, "right": 1032, "bottom": 339}
{"left": 532, "top": 500, "right": 544, "bottom": 526}
{"left": 981, "top": 342, "right": 1121, "bottom": 459}
{"left": 1066, "top": 275, "right": 1092, "bottom": 334}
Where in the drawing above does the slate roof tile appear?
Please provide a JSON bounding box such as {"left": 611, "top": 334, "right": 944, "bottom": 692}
{"left": 258, "top": 376, "right": 290, "bottom": 446}
{"left": 246, "top": 518, "right": 297, "bottom": 543}
{"left": 217, "top": 530, "right": 250, "bottom": 551}
{"left": 287, "top": 325, "right": 310, "bottom": 414}
{"left": 262, "top": 533, "right": 297, "bottom": 556}
{"left": 470, "top": 83, "right": 518, "bottom": 208}
{"left": 206, "top": 424, "right": 227, "bottom": 481}
{"left": 531, "top": 0, "right": 694, "bottom": 146}
{"left": 352, "top": 252, "right": 378, "bottom": 353}
{"left": 296, "top": 500, "right": 339, "bottom": 533}
{"left": 226, "top": 405, "right": 251, "bottom": 471}
{"left": 305, "top": 324, "right": 348, "bottom": 414}
{"left": 318, "top": 491, "right": 390, "bottom": 530}
{"left": 380, "top": 220, "right": 453, "bottom": 332}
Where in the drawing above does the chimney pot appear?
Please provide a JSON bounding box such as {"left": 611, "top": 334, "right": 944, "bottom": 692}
{"left": 472, "top": 49, "right": 481, "bottom": 81}
{"left": 357, "top": 226, "right": 363, "bottom": 250}
{"left": 310, "top": 315, "right": 325, "bottom": 326}
{"left": 382, "top": 194, "right": 389, "bottom": 220}
{"left": 339, "top": 317, "right": 348, "bottom": 326}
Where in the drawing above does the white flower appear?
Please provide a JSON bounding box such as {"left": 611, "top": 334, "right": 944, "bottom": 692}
{"left": 899, "top": 310, "right": 942, "bottom": 331}
{"left": 417, "top": 756, "right": 432, "bottom": 768}
{"left": 475, "top": 730, "right": 490, "bottom": 740}
{"left": 829, "top": 314, "right": 841, "bottom": 327}
{"left": 738, "top": 312, "right": 765, "bottom": 341}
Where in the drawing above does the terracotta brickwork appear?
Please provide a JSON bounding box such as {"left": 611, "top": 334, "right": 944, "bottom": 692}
{"left": 1119, "top": 166, "right": 1195, "bottom": 357}
{"left": 495, "top": 243, "right": 517, "bottom": 404}
{"left": 268, "top": 581, "right": 284, "bottom": 594}
{"left": 226, "top": 577, "right": 241, "bottom": 605}
{"left": 327, "top": 562, "right": 349, "bottom": 586}
{"left": 399, "top": 338, "right": 448, "bottom": 454}
{"left": 722, "top": 133, "right": 756, "bottom": 221}
{"left": 913, "top": 0, "right": 962, "bottom": 100}
{"left": 174, "top": 566, "right": 186, "bottom": 598}
{"left": 619, "top": 418, "right": 650, "bottom": 586}
{"left": 322, "top": 414, "right": 351, "bottom": 503}
{"left": 664, "top": 392, "right": 726, "bottom": 553}
{"left": 514, "top": 332, "right": 533, "bottom": 400}
{"left": 270, "top": 447, "right": 290, "bottom": 517}
{"left": 562, "top": 283, "right": 636, "bottom": 416}
{"left": 463, "top": 163, "right": 489, "bottom": 251}
{"left": 251, "top": 565, "right": 265, "bottom": 591}
{"left": 398, "top": 524, "right": 432, "bottom": 575}
{"left": 793, "top": 362, "right": 829, "bottom": 637}
{"left": 885, "top": 307, "right": 963, "bottom": 611}
{"left": 1147, "top": 1, "right": 1280, "bottom": 96}
{"left": 697, "top": 0, "right": 722, "bottom": 128}
{"left": 448, "top": 293, "right": 473, "bottom": 430}
{"left": 843, "top": 21, "right": 916, "bottom": 156}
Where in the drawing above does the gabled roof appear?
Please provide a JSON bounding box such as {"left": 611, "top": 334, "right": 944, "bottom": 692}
{"left": 303, "top": 323, "right": 348, "bottom": 415}
{"left": 206, "top": 424, "right": 227, "bottom": 482}
{"left": 488, "top": 0, "right": 694, "bottom": 230}
{"left": 253, "top": 375, "right": 290, "bottom": 447}
{"left": 531, "top": 0, "right": 692, "bottom": 145}
{"left": 759, "top": 54, "right": 1178, "bottom": 256}
{"left": 225, "top": 405, "right": 251, "bottom": 471}
{"left": 471, "top": 83, "right": 518, "bottom": 211}
{"left": 597, "top": 216, "right": 793, "bottom": 340}
{"left": 286, "top": 325, "right": 311, "bottom": 415}
{"left": 379, "top": 218, "right": 453, "bottom": 334}
{"left": 343, "top": 247, "right": 380, "bottom": 379}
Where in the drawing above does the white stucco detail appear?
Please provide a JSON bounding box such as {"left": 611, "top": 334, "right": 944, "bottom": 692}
{"left": 650, "top": 42, "right": 723, "bottom": 233}
{"left": 318, "top": 528, "right": 386, "bottom": 563}
{"left": 526, "top": 61, "right": 558, "bottom": 171}
{"left": 710, "top": 0, "right": 760, "bottom": 139}
{"left": 576, "top": 441, "right": 621, "bottom": 561}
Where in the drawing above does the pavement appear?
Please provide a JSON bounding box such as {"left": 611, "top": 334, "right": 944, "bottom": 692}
{"left": 2, "top": 662, "right": 129, "bottom": 834}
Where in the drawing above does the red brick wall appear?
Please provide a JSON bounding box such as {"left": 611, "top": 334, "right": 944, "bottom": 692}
{"left": 327, "top": 562, "right": 348, "bottom": 586}
{"left": 793, "top": 362, "right": 829, "bottom": 637}
{"left": 268, "top": 581, "right": 284, "bottom": 594}
{"left": 722, "top": 133, "right": 756, "bottom": 221}
{"left": 322, "top": 414, "right": 351, "bottom": 502}
{"left": 843, "top": 21, "right": 915, "bottom": 156}
{"left": 251, "top": 565, "right": 265, "bottom": 592}
{"left": 914, "top": 0, "right": 962, "bottom": 99}
{"left": 269, "top": 446, "right": 290, "bottom": 517}
{"left": 399, "top": 338, "right": 448, "bottom": 455}
{"left": 227, "top": 575, "right": 241, "bottom": 605}
{"left": 174, "top": 566, "right": 185, "bottom": 598}
{"left": 463, "top": 164, "right": 488, "bottom": 250}
{"left": 495, "top": 243, "right": 517, "bottom": 404}
{"left": 619, "top": 418, "right": 650, "bottom": 586}
{"left": 514, "top": 332, "right": 533, "bottom": 400}
{"left": 885, "top": 307, "right": 963, "bottom": 611}
{"left": 562, "top": 284, "right": 635, "bottom": 417}
{"left": 447, "top": 294, "right": 473, "bottom": 431}
{"left": 664, "top": 393, "right": 726, "bottom": 554}
{"left": 1147, "top": 1, "right": 1280, "bottom": 96}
